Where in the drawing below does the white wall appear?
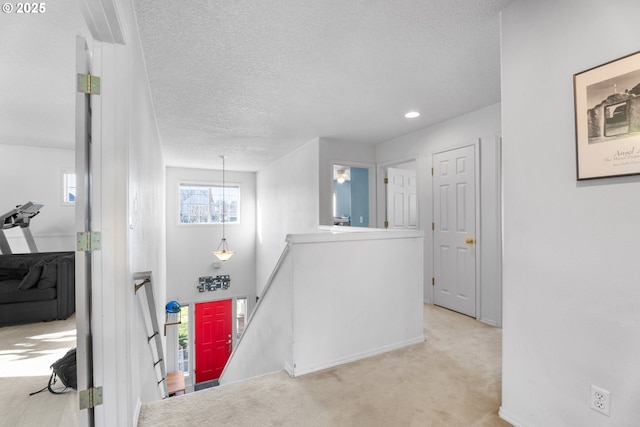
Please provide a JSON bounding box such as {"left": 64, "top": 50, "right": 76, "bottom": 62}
{"left": 0, "top": 144, "right": 75, "bottom": 252}
{"left": 376, "top": 104, "right": 502, "bottom": 326}
{"left": 290, "top": 228, "right": 424, "bottom": 376}
{"left": 164, "top": 166, "right": 257, "bottom": 373}
{"left": 165, "top": 167, "right": 257, "bottom": 304}
{"left": 318, "top": 138, "right": 377, "bottom": 227}
{"left": 126, "top": 16, "right": 168, "bottom": 412}
{"left": 222, "top": 227, "right": 424, "bottom": 383}
{"left": 501, "top": 1, "right": 640, "bottom": 425}
{"left": 256, "top": 138, "right": 320, "bottom": 294}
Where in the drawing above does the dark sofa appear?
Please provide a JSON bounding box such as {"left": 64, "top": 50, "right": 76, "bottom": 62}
{"left": 0, "top": 251, "right": 75, "bottom": 327}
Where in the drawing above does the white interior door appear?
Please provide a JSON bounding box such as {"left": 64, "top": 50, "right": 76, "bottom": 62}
{"left": 432, "top": 145, "right": 477, "bottom": 317}
{"left": 386, "top": 167, "right": 417, "bottom": 229}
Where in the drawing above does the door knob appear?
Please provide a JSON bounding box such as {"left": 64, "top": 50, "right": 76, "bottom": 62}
{"left": 465, "top": 237, "right": 475, "bottom": 244}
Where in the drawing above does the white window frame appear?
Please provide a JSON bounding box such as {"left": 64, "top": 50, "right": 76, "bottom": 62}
{"left": 177, "top": 305, "right": 190, "bottom": 377}
{"left": 178, "top": 182, "right": 241, "bottom": 225}
{"left": 235, "top": 297, "right": 248, "bottom": 340}
{"left": 61, "top": 169, "right": 76, "bottom": 206}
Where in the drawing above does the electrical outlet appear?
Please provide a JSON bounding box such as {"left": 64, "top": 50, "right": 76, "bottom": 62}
{"left": 590, "top": 385, "right": 611, "bottom": 416}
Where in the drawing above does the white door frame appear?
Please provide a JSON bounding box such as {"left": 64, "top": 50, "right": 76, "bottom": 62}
{"left": 431, "top": 139, "right": 481, "bottom": 319}
{"left": 75, "top": 0, "right": 127, "bottom": 425}
{"left": 328, "top": 160, "right": 377, "bottom": 227}
{"left": 75, "top": 35, "right": 94, "bottom": 427}
{"left": 496, "top": 135, "right": 503, "bottom": 327}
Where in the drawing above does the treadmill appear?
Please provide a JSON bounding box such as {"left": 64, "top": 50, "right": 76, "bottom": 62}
{"left": 0, "top": 201, "right": 44, "bottom": 254}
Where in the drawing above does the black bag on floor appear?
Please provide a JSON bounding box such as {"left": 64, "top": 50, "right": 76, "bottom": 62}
{"left": 30, "top": 347, "right": 77, "bottom": 396}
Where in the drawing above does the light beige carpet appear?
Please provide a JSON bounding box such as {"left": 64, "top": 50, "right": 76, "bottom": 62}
{"left": 0, "top": 315, "right": 77, "bottom": 427}
{"left": 138, "top": 304, "right": 509, "bottom": 427}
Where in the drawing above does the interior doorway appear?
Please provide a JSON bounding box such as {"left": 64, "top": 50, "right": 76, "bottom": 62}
{"left": 328, "top": 162, "right": 376, "bottom": 228}
{"left": 385, "top": 167, "right": 417, "bottom": 229}
{"left": 432, "top": 144, "right": 479, "bottom": 317}
{"left": 332, "top": 165, "right": 370, "bottom": 227}
{"left": 382, "top": 160, "right": 418, "bottom": 230}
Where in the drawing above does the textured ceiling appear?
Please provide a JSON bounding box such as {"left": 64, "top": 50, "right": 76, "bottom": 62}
{"left": 1, "top": 1, "right": 514, "bottom": 172}
{"left": 134, "top": 0, "right": 514, "bottom": 171}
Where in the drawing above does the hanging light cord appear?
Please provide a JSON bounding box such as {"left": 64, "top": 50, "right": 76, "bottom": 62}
{"left": 213, "top": 155, "right": 234, "bottom": 260}
{"left": 221, "top": 155, "right": 226, "bottom": 238}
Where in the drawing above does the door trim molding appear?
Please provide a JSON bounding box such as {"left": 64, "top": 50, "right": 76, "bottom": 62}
{"left": 77, "top": 0, "right": 126, "bottom": 44}
{"left": 431, "top": 139, "right": 481, "bottom": 320}
{"left": 328, "top": 160, "right": 377, "bottom": 228}
{"left": 75, "top": 35, "right": 94, "bottom": 427}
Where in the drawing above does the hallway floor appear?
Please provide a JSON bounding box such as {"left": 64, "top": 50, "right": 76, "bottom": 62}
{"left": 0, "top": 315, "right": 77, "bottom": 427}
{"left": 138, "top": 304, "right": 509, "bottom": 427}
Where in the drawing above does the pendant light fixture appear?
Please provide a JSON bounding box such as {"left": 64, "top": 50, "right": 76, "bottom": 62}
{"left": 213, "top": 155, "right": 234, "bottom": 261}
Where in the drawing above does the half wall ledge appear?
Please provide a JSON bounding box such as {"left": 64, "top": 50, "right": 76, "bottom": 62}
{"left": 286, "top": 226, "right": 424, "bottom": 244}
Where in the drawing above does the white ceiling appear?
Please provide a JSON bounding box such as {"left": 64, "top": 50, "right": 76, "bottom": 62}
{"left": 1, "top": 0, "right": 514, "bottom": 172}
{"left": 134, "top": 0, "right": 514, "bottom": 171}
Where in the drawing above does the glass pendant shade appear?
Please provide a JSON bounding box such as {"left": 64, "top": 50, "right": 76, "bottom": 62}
{"left": 213, "top": 238, "right": 234, "bottom": 261}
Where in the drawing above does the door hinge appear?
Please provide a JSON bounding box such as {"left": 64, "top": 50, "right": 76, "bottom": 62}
{"left": 384, "top": 177, "right": 388, "bottom": 184}
{"left": 431, "top": 222, "right": 434, "bottom": 231}
{"left": 77, "top": 73, "right": 101, "bottom": 95}
{"left": 432, "top": 277, "right": 435, "bottom": 286}
{"left": 77, "top": 231, "right": 101, "bottom": 251}
{"left": 79, "top": 386, "right": 103, "bottom": 410}
{"left": 431, "top": 167, "right": 434, "bottom": 175}
{"left": 384, "top": 220, "right": 389, "bottom": 228}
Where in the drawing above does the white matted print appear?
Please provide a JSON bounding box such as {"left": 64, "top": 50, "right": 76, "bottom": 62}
{"left": 574, "top": 51, "right": 640, "bottom": 180}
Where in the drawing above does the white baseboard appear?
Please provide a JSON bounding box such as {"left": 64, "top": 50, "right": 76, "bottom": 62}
{"left": 219, "top": 368, "right": 285, "bottom": 387}
{"left": 292, "top": 335, "right": 425, "bottom": 377}
{"left": 499, "top": 406, "right": 525, "bottom": 427}
{"left": 133, "top": 398, "right": 142, "bottom": 426}
{"left": 480, "top": 317, "right": 497, "bottom": 327}
{"left": 283, "top": 361, "right": 294, "bottom": 377}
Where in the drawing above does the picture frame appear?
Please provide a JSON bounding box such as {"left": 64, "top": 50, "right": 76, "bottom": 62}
{"left": 574, "top": 51, "right": 640, "bottom": 180}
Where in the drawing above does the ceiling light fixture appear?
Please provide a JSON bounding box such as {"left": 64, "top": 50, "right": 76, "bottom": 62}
{"left": 404, "top": 111, "right": 420, "bottom": 119}
{"left": 213, "top": 155, "right": 234, "bottom": 261}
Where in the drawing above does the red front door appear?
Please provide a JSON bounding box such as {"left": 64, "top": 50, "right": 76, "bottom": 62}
{"left": 195, "top": 299, "right": 232, "bottom": 383}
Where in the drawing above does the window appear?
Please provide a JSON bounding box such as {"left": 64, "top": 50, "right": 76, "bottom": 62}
{"left": 62, "top": 170, "right": 76, "bottom": 205}
{"left": 179, "top": 184, "right": 240, "bottom": 224}
{"left": 236, "top": 298, "right": 247, "bottom": 339}
{"left": 177, "top": 305, "right": 189, "bottom": 375}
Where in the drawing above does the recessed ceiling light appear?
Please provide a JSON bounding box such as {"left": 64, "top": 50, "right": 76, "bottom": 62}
{"left": 404, "top": 111, "right": 420, "bottom": 119}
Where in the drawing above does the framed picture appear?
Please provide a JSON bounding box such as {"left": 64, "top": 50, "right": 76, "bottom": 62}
{"left": 574, "top": 51, "right": 640, "bottom": 180}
